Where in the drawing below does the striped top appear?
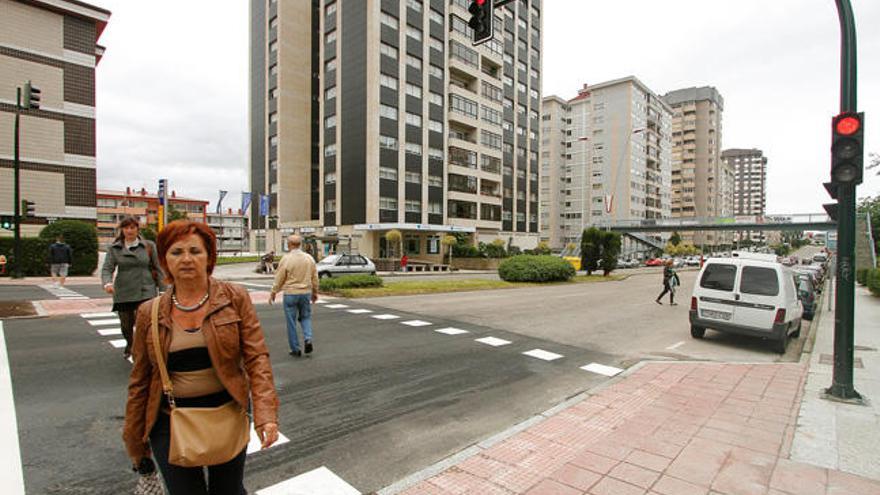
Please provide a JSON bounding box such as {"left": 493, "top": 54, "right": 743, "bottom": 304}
{"left": 165, "top": 321, "right": 229, "bottom": 408}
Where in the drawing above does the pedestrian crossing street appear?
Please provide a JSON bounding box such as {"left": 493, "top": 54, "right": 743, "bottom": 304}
{"left": 39, "top": 284, "right": 89, "bottom": 300}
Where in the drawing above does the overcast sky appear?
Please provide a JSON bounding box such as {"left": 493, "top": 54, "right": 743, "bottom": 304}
{"left": 95, "top": 0, "right": 880, "bottom": 215}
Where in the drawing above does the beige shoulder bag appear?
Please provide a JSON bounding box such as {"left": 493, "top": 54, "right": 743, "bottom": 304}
{"left": 149, "top": 297, "right": 250, "bottom": 467}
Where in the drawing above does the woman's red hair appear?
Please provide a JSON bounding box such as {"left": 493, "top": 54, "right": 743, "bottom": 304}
{"left": 156, "top": 220, "right": 217, "bottom": 283}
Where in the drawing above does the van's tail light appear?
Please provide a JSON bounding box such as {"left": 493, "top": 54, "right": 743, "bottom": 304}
{"left": 691, "top": 297, "right": 698, "bottom": 311}
{"left": 774, "top": 308, "right": 786, "bottom": 324}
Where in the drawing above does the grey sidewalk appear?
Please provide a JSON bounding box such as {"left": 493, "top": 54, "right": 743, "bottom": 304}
{"left": 791, "top": 284, "right": 880, "bottom": 480}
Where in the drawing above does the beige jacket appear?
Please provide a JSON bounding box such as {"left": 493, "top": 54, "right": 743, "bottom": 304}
{"left": 271, "top": 249, "right": 318, "bottom": 295}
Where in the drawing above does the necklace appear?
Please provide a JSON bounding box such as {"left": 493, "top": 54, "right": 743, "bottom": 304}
{"left": 172, "top": 291, "right": 209, "bottom": 312}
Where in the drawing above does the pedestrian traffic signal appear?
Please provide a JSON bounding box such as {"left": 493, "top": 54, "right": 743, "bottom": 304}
{"left": 22, "top": 200, "right": 35, "bottom": 218}
{"left": 468, "top": 0, "right": 494, "bottom": 46}
{"left": 23, "top": 80, "right": 41, "bottom": 110}
{"left": 830, "top": 112, "right": 864, "bottom": 186}
{"left": 0, "top": 216, "right": 12, "bottom": 230}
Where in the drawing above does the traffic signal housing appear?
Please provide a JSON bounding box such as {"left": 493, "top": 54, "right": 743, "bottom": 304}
{"left": 23, "top": 80, "right": 41, "bottom": 110}
{"left": 22, "top": 200, "right": 35, "bottom": 218}
{"left": 468, "top": 0, "right": 494, "bottom": 45}
{"left": 830, "top": 112, "right": 864, "bottom": 186}
{"left": 0, "top": 216, "right": 12, "bottom": 230}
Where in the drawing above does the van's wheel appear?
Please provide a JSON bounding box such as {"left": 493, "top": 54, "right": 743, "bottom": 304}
{"left": 774, "top": 331, "right": 788, "bottom": 354}
{"left": 791, "top": 320, "right": 802, "bottom": 339}
{"left": 319, "top": 272, "right": 330, "bottom": 279}
{"left": 690, "top": 326, "right": 706, "bottom": 339}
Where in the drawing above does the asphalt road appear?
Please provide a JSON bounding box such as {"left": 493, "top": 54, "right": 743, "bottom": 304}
{"left": 3, "top": 299, "right": 617, "bottom": 494}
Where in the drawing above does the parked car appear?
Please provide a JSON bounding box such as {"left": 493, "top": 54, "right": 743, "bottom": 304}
{"left": 690, "top": 254, "right": 803, "bottom": 353}
{"left": 797, "top": 277, "right": 816, "bottom": 321}
{"left": 645, "top": 258, "right": 664, "bottom": 267}
{"left": 812, "top": 253, "right": 829, "bottom": 264}
{"left": 794, "top": 269, "right": 822, "bottom": 292}
{"left": 685, "top": 256, "right": 701, "bottom": 267}
{"left": 316, "top": 253, "right": 377, "bottom": 278}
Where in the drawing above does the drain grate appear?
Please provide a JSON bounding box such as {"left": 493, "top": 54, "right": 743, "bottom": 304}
{"left": 819, "top": 354, "right": 864, "bottom": 368}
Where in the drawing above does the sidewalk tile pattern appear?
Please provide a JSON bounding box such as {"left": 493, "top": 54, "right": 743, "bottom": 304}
{"left": 398, "top": 362, "right": 880, "bottom": 495}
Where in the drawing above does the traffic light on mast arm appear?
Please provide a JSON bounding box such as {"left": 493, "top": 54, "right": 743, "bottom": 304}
{"left": 23, "top": 80, "right": 41, "bottom": 110}
{"left": 468, "top": 0, "right": 494, "bottom": 45}
{"left": 830, "top": 112, "right": 864, "bottom": 186}
{"left": 22, "top": 200, "right": 36, "bottom": 218}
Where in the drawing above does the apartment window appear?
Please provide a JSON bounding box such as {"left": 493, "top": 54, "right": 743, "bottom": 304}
{"left": 449, "top": 14, "right": 472, "bottom": 37}
{"left": 405, "top": 171, "right": 422, "bottom": 184}
{"left": 405, "top": 200, "right": 422, "bottom": 213}
{"left": 405, "top": 83, "right": 422, "bottom": 99}
{"left": 379, "top": 135, "right": 398, "bottom": 150}
{"left": 326, "top": 2, "right": 336, "bottom": 16}
{"left": 502, "top": 211, "right": 512, "bottom": 221}
{"left": 380, "top": 73, "right": 398, "bottom": 90}
{"left": 428, "top": 175, "right": 443, "bottom": 187}
{"left": 481, "top": 130, "right": 502, "bottom": 150}
{"left": 268, "top": 112, "right": 278, "bottom": 124}
{"left": 428, "top": 147, "right": 443, "bottom": 160}
{"left": 325, "top": 115, "right": 336, "bottom": 129}
{"left": 269, "top": 17, "right": 278, "bottom": 30}
{"left": 380, "top": 104, "right": 398, "bottom": 120}
{"left": 325, "top": 87, "right": 336, "bottom": 100}
{"left": 379, "top": 196, "right": 398, "bottom": 210}
{"left": 482, "top": 81, "right": 503, "bottom": 103}
{"left": 324, "top": 172, "right": 336, "bottom": 184}
{"left": 449, "top": 93, "right": 478, "bottom": 118}
{"left": 429, "top": 64, "right": 444, "bottom": 79}
{"left": 269, "top": 64, "right": 278, "bottom": 76}
{"left": 406, "top": 25, "right": 422, "bottom": 41}
{"left": 324, "top": 144, "right": 336, "bottom": 157}
{"left": 407, "top": 0, "right": 422, "bottom": 12}
{"left": 448, "top": 173, "right": 478, "bottom": 194}
{"left": 379, "top": 166, "right": 398, "bottom": 180}
{"left": 517, "top": 82, "right": 526, "bottom": 95}
{"left": 429, "top": 37, "right": 444, "bottom": 53}
{"left": 529, "top": 88, "right": 538, "bottom": 100}
{"left": 428, "top": 92, "right": 443, "bottom": 106}
{"left": 481, "top": 106, "right": 503, "bottom": 126}
{"left": 326, "top": 30, "right": 337, "bottom": 44}
{"left": 503, "top": 75, "right": 513, "bottom": 87}
{"left": 516, "top": 212, "right": 525, "bottom": 222}
{"left": 481, "top": 154, "right": 501, "bottom": 174}
{"left": 406, "top": 113, "right": 422, "bottom": 128}
{"left": 448, "top": 200, "right": 477, "bottom": 219}
{"left": 516, "top": 169, "right": 525, "bottom": 179}
{"left": 481, "top": 204, "right": 502, "bottom": 221}
{"left": 516, "top": 60, "right": 527, "bottom": 73}
{"left": 269, "top": 159, "right": 278, "bottom": 171}
{"left": 380, "top": 12, "right": 399, "bottom": 29}
{"left": 269, "top": 40, "right": 278, "bottom": 53}
{"left": 530, "top": 68, "right": 539, "bottom": 80}
{"left": 325, "top": 199, "right": 336, "bottom": 213}
{"left": 324, "top": 60, "right": 336, "bottom": 74}
{"left": 405, "top": 142, "right": 422, "bottom": 156}
{"left": 449, "top": 40, "right": 478, "bottom": 67}
{"left": 429, "top": 9, "right": 444, "bottom": 25}
{"left": 380, "top": 42, "right": 398, "bottom": 60}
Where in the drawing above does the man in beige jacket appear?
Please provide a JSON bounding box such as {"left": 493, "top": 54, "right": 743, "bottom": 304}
{"left": 269, "top": 235, "right": 319, "bottom": 357}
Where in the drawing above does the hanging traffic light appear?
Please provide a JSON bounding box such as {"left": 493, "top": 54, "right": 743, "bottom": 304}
{"left": 21, "top": 200, "right": 36, "bottom": 218}
{"left": 468, "top": 0, "right": 494, "bottom": 46}
{"left": 23, "top": 80, "right": 41, "bottom": 110}
{"left": 830, "top": 112, "right": 864, "bottom": 186}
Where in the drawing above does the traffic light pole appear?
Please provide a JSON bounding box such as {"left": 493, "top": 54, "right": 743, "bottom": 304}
{"left": 12, "top": 87, "right": 22, "bottom": 279}
{"left": 827, "top": 0, "right": 860, "bottom": 401}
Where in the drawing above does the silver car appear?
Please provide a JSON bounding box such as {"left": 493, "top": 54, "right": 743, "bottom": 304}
{"left": 317, "top": 254, "right": 377, "bottom": 278}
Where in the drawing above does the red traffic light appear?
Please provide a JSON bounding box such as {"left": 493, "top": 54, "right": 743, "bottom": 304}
{"left": 835, "top": 115, "right": 861, "bottom": 136}
{"left": 475, "top": 0, "right": 485, "bottom": 4}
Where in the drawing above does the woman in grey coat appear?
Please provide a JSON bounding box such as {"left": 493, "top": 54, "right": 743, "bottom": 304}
{"left": 101, "top": 216, "right": 166, "bottom": 359}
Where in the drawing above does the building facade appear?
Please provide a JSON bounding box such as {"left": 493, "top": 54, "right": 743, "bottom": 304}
{"left": 0, "top": 0, "right": 109, "bottom": 237}
{"left": 722, "top": 148, "right": 767, "bottom": 243}
{"left": 207, "top": 210, "right": 248, "bottom": 253}
{"left": 541, "top": 78, "right": 672, "bottom": 252}
{"left": 250, "top": 0, "right": 542, "bottom": 260}
{"left": 662, "top": 86, "right": 731, "bottom": 247}
{"left": 539, "top": 95, "right": 567, "bottom": 249}
{"left": 96, "top": 188, "right": 208, "bottom": 246}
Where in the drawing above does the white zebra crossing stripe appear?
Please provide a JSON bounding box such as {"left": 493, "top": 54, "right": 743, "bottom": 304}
{"left": 246, "top": 427, "right": 290, "bottom": 455}
{"left": 347, "top": 309, "right": 373, "bottom": 314}
{"left": 522, "top": 349, "right": 564, "bottom": 361}
{"left": 108, "top": 339, "right": 127, "bottom": 349}
{"left": 315, "top": 300, "right": 328, "bottom": 304}
{"left": 372, "top": 314, "right": 399, "bottom": 320}
{"left": 87, "top": 319, "right": 120, "bottom": 326}
{"left": 435, "top": 327, "right": 470, "bottom": 335}
{"left": 401, "top": 320, "right": 432, "bottom": 327}
{"left": 39, "top": 284, "right": 89, "bottom": 300}
{"left": 580, "top": 363, "right": 623, "bottom": 376}
{"left": 256, "top": 466, "right": 359, "bottom": 495}
{"left": 81, "top": 312, "right": 116, "bottom": 319}
{"left": 0, "top": 322, "right": 26, "bottom": 495}
{"left": 325, "top": 304, "right": 349, "bottom": 309}
{"left": 97, "top": 328, "right": 122, "bottom": 336}
{"left": 475, "top": 337, "right": 511, "bottom": 347}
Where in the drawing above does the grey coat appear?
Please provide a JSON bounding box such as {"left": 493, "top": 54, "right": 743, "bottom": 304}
{"left": 101, "top": 238, "right": 166, "bottom": 304}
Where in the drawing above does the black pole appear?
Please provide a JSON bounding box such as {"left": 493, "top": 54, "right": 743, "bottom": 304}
{"left": 13, "top": 87, "right": 22, "bottom": 279}
{"left": 827, "top": 0, "right": 860, "bottom": 400}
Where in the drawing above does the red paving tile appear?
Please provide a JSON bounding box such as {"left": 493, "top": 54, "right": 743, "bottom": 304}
{"left": 524, "top": 479, "right": 583, "bottom": 495}
{"left": 769, "top": 458, "right": 827, "bottom": 495}
{"left": 651, "top": 475, "right": 709, "bottom": 495}
{"left": 710, "top": 447, "right": 776, "bottom": 495}
{"left": 569, "top": 451, "right": 620, "bottom": 475}
{"left": 625, "top": 450, "right": 673, "bottom": 473}
{"left": 608, "top": 462, "right": 661, "bottom": 489}
{"left": 550, "top": 463, "right": 601, "bottom": 492}
{"left": 589, "top": 476, "right": 647, "bottom": 495}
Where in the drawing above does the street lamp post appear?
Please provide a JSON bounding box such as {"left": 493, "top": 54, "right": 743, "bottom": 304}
{"left": 606, "top": 127, "right": 646, "bottom": 225}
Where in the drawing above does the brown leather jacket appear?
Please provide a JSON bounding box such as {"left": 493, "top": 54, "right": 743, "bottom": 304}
{"left": 122, "top": 278, "right": 279, "bottom": 462}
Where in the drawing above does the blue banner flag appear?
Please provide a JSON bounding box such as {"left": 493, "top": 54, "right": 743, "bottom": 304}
{"left": 259, "top": 194, "right": 270, "bottom": 216}
{"left": 216, "top": 190, "right": 228, "bottom": 214}
{"left": 241, "top": 192, "right": 252, "bottom": 214}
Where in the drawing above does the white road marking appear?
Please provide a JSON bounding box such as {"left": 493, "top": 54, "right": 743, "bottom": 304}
{"left": 81, "top": 312, "right": 116, "bottom": 319}
{"left": 666, "top": 341, "right": 686, "bottom": 350}
{"left": 97, "top": 328, "right": 122, "bottom": 336}
{"left": 435, "top": 327, "right": 470, "bottom": 335}
{"left": 38, "top": 284, "right": 89, "bottom": 300}
{"left": 325, "top": 304, "right": 350, "bottom": 309}
{"left": 256, "top": 466, "right": 359, "bottom": 495}
{"left": 522, "top": 349, "right": 564, "bottom": 361}
{"left": 246, "top": 426, "right": 290, "bottom": 455}
{"left": 87, "top": 319, "right": 120, "bottom": 326}
{"left": 476, "top": 337, "right": 512, "bottom": 347}
{"left": 108, "top": 339, "right": 127, "bottom": 349}
{"left": 401, "top": 320, "right": 432, "bottom": 327}
{"left": 59, "top": 296, "right": 89, "bottom": 300}
{"left": 315, "top": 300, "right": 328, "bottom": 304}
{"left": 0, "top": 322, "right": 26, "bottom": 495}
{"left": 580, "top": 363, "right": 624, "bottom": 377}
{"left": 237, "top": 282, "right": 273, "bottom": 289}
{"left": 372, "top": 314, "right": 400, "bottom": 320}
{"left": 346, "top": 309, "right": 373, "bottom": 314}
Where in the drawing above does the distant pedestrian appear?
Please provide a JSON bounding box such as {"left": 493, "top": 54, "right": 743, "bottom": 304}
{"left": 269, "top": 235, "right": 318, "bottom": 357}
{"left": 655, "top": 260, "right": 680, "bottom": 306}
{"left": 400, "top": 254, "right": 408, "bottom": 272}
{"left": 101, "top": 216, "right": 165, "bottom": 360}
{"left": 262, "top": 251, "right": 276, "bottom": 274}
{"left": 0, "top": 253, "right": 6, "bottom": 276}
{"left": 48, "top": 235, "right": 73, "bottom": 287}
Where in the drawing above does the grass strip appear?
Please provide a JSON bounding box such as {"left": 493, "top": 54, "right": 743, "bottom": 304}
{"left": 327, "top": 274, "right": 621, "bottom": 298}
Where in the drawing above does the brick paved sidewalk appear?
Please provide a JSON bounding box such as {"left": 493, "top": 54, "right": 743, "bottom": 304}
{"left": 394, "top": 362, "right": 880, "bottom": 495}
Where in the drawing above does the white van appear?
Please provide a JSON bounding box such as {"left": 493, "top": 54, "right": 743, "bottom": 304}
{"left": 690, "top": 254, "right": 803, "bottom": 353}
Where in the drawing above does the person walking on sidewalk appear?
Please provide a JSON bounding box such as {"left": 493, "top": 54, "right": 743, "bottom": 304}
{"left": 48, "top": 235, "right": 73, "bottom": 287}
{"left": 269, "top": 235, "right": 318, "bottom": 357}
{"left": 102, "top": 216, "right": 165, "bottom": 360}
{"left": 655, "top": 259, "right": 680, "bottom": 305}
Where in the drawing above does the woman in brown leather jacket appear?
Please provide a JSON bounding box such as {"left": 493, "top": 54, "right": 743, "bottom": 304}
{"left": 123, "top": 220, "right": 279, "bottom": 494}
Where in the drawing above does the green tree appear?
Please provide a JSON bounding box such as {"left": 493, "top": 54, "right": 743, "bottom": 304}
{"left": 600, "top": 231, "right": 621, "bottom": 276}
{"left": 385, "top": 229, "right": 402, "bottom": 259}
{"left": 39, "top": 220, "right": 98, "bottom": 276}
{"left": 441, "top": 235, "right": 457, "bottom": 266}
{"left": 670, "top": 231, "right": 682, "bottom": 247}
{"left": 580, "top": 227, "right": 602, "bottom": 275}
{"left": 168, "top": 207, "right": 188, "bottom": 222}
{"left": 857, "top": 194, "right": 880, "bottom": 257}
{"left": 140, "top": 226, "right": 157, "bottom": 242}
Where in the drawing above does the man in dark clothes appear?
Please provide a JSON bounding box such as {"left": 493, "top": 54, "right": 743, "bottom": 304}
{"left": 48, "top": 235, "right": 73, "bottom": 287}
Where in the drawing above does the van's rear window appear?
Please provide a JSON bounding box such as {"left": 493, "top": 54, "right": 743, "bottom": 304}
{"left": 700, "top": 264, "right": 736, "bottom": 292}
{"left": 740, "top": 266, "right": 779, "bottom": 296}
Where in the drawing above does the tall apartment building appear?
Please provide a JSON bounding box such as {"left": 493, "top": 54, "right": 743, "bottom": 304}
{"left": 539, "top": 96, "right": 567, "bottom": 249}
{"left": 0, "top": 0, "right": 110, "bottom": 237}
{"left": 722, "top": 148, "right": 767, "bottom": 243}
{"left": 541, "top": 78, "right": 672, "bottom": 251}
{"left": 250, "top": 0, "right": 542, "bottom": 260}
{"left": 662, "top": 86, "right": 731, "bottom": 247}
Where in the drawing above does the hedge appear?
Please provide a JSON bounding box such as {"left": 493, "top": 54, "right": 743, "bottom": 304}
{"left": 39, "top": 220, "right": 98, "bottom": 276}
{"left": 0, "top": 237, "right": 51, "bottom": 277}
{"left": 320, "top": 274, "right": 383, "bottom": 292}
{"left": 498, "top": 255, "right": 576, "bottom": 283}
{"left": 868, "top": 269, "right": 880, "bottom": 297}
{"left": 857, "top": 268, "right": 869, "bottom": 286}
